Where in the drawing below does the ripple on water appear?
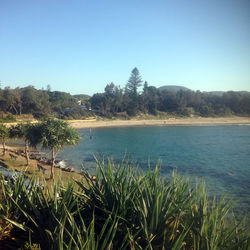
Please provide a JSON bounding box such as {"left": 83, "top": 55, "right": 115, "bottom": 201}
{"left": 59, "top": 125, "right": 250, "bottom": 218}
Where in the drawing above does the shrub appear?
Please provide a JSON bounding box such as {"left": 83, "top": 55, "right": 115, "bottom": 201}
{"left": 0, "top": 161, "right": 249, "bottom": 249}
{"left": 0, "top": 112, "right": 16, "bottom": 123}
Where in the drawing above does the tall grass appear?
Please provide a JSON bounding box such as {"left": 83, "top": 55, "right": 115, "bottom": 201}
{"left": 0, "top": 161, "right": 249, "bottom": 249}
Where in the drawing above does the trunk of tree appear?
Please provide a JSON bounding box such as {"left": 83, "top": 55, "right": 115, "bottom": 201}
{"left": 25, "top": 141, "right": 29, "bottom": 166}
{"left": 10, "top": 104, "right": 18, "bottom": 115}
{"left": 18, "top": 103, "right": 22, "bottom": 115}
{"left": 2, "top": 141, "right": 6, "bottom": 155}
{"left": 51, "top": 148, "right": 55, "bottom": 179}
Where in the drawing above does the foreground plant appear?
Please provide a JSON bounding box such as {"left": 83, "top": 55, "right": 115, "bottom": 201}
{"left": 78, "top": 160, "right": 250, "bottom": 249}
{"left": 0, "top": 161, "right": 249, "bottom": 249}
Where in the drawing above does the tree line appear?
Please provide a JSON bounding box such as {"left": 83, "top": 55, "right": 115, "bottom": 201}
{"left": 1, "top": 68, "right": 250, "bottom": 119}
{"left": 0, "top": 85, "right": 90, "bottom": 120}
{"left": 90, "top": 67, "right": 250, "bottom": 117}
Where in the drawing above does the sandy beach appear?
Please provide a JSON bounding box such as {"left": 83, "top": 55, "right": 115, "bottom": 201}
{"left": 68, "top": 116, "right": 250, "bottom": 129}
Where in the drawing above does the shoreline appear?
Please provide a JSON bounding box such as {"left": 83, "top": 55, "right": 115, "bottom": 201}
{"left": 68, "top": 116, "right": 250, "bottom": 129}
{"left": 2, "top": 116, "right": 249, "bottom": 174}
{"left": 0, "top": 145, "right": 81, "bottom": 181}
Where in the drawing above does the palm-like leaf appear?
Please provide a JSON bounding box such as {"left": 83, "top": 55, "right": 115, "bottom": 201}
{"left": 25, "top": 119, "right": 80, "bottom": 178}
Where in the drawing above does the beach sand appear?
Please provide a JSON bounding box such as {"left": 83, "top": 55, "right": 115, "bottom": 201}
{"left": 68, "top": 116, "right": 250, "bottom": 129}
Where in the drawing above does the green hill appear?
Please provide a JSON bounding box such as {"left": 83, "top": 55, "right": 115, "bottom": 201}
{"left": 158, "top": 85, "right": 191, "bottom": 92}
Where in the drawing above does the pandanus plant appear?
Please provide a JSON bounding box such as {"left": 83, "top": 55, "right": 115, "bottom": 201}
{"left": 9, "top": 123, "right": 31, "bottom": 165}
{"left": 0, "top": 123, "right": 9, "bottom": 156}
{"left": 26, "top": 119, "right": 80, "bottom": 179}
{"left": 0, "top": 161, "right": 249, "bottom": 249}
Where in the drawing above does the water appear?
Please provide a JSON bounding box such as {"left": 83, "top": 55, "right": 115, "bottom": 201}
{"left": 59, "top": 125, "right": 250, "bottom": 216}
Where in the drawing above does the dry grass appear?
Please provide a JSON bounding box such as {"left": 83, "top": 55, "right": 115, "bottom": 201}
{"left": 0, "top": 149, "right": 84, "bottom": 189}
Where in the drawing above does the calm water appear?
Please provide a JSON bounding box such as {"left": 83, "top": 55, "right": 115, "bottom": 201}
{"left": 59, "top": 125, "right": 250, "bottom": 216}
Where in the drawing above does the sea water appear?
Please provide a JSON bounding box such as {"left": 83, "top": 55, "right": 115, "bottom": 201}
{"left": 59, "top": 125, "right": 250, "bottom": 217}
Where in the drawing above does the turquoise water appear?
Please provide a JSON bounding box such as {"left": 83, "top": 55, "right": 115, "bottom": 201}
{"left": 59, "top": 125, "right": 250, "bottom": 216}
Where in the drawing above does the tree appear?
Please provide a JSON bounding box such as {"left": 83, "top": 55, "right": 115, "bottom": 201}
{"left": 0, "top": 124, "right": 9, "bottom": 156}
{"left": 46, "top": 84, "right": 51, "bottom": 92}
{"left": 1, "top": 87, "right": 22, "bottom": 115}
{"left": 21, "top": 86, "right": 51, "bottom": 117}
{"left": 27, "top": 119, "right": 80, "bottom": 179}
{"left": 113, "top": 85, "right": 124, "bottom": 113}
{"left": 89, "top": 93, "right": 107, "bottom": 115}
{"left": 145, "top": 86, "right": 159, "bottom": 114}
{"left": 159, "top": 90, "right": 179, "bottom": 112}
{"left": 104, "top": 82, "right": 124, "bottom": 114}
{"left": 9, "top": 123, "right": 31, "bottom": 165}
{"left": 125, "top": 67, "right": 143, "bottom": 116}
{"left": 104, "top": 82, "right": 115, "bottom": 97}
{"left": 126, "top": 67, "right": 142, "bottom": 96}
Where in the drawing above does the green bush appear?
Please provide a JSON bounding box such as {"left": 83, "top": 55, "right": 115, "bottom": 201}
{"left": 0, "top": 112, "right": 16, "bottom": 122}
{"left": 0, "top": 161, "right": 249, "bottom": 249}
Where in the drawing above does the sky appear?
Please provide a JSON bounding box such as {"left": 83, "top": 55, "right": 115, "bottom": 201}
{"left": 0, "top": 0, "right": 249, "bottom": 95}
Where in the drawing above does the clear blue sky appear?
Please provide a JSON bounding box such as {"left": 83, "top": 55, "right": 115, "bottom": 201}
{"left": 0, "top": 0, "right": 249, "bottom": 95}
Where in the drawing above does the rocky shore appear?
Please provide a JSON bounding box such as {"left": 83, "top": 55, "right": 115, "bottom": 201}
{"left": 0, "top": 145, "right": 78, "bottom": 178}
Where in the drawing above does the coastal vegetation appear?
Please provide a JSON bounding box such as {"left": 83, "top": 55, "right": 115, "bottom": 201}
{"left": 1, "top": 68, "right": 250, "bottom": 121}
{"left": 0, "top": 161, "right": 249, "bottom": 249}
{"left": 26, "top": 119, "right": 81, "bottom": 179}
{"left": 9, "top": 123, "right": 31, "bottom": 166}
{"left": 1, "top": 72, "right": 250, "bottom": 248}
{"left": 0, "top": 124, "right": 9, "bottom": 156}
{"left": 4, "top": 119, "right": 81, "bottom": 179}
{"left": 90, "top": 68, "right": 250, "bottom": 118}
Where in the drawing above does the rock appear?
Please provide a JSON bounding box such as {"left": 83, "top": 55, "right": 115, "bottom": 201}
{"left": 55, "top": 160, "right": 67, "bottom": 169}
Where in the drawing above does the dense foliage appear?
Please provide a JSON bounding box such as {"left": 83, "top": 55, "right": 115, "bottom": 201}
{"left": 1, "top": 69, "right": 250, "bottom": 119}
{"left": 0, "top": 161, "right": 249, "bottom": 249}
{"left": 0, "top": 86, "right": 91, "bottom": 119}
{"left": 9, "top": 123, "right": 31, "bottom": 165}
{"left": 90, "top": 68, "right": 250, "bottom": 117}
{"left": 0, "top": 124, "right": 9, "bottom": 155}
